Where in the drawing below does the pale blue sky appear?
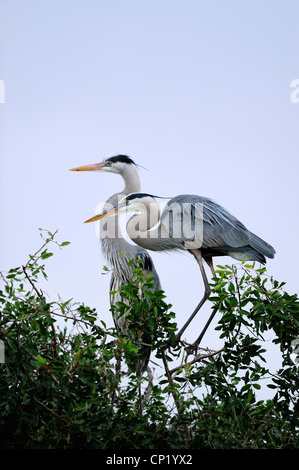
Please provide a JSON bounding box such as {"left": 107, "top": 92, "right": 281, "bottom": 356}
{"left": 0, "top": 1, "right": 299, "bottom": 385}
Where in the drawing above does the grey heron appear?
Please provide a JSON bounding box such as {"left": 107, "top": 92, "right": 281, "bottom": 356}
{"left": 70, "top": 156, "right": 161, "bottom": 374}
{"left": 84, "top": 192, "right": 276, "bottom": 346}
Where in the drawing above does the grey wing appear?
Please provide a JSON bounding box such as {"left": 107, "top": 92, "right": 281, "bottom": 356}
{"left": 200, "top": 196, "right": 275, "bottom": 259}
{"left": 164, "top": 195, "right": 275, "bottom": 261}
{"left": 162, "top": 194, "right": 247, "bottom": 246}
{"left": 200, "top": 197, "right": 251, "bottom": 248}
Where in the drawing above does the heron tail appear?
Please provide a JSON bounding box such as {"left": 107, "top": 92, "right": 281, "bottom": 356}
{"left": 248, "top": 231, "right": 276, "bottom": 261}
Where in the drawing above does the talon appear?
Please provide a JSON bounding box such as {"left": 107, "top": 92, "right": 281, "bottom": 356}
{"left": 183, "top": 341, "right": 198, "bottom": 355}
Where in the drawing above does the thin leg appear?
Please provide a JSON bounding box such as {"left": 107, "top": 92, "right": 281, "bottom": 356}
{"left": 205, "top": 256, "right": 215, "bottom": 277}
{"left": 176, "top": 250, "right": 211, "bottom": 340}
{"left": 191, "top": 256, "right": 218, "bottom": 346}
{"left": 192, "top": 306, "right": 219, "bottom": 346}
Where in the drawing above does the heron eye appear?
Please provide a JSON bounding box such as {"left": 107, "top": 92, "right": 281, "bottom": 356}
{"left": 105, "top": 161, "right": 112, "bottom": 167}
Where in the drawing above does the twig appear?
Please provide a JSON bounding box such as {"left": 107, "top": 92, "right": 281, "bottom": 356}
{"left": 24, "top": 229, "right": 58, "bottom": 270}
{"left": 162, "top": 351, "right": 191, "bottom": 446}
{"left": 22, "top": 264, "right": 57, "bottom": 357}
{"left": 22, "top": 265, "right": 43, "bottom": 299}
{"left": 19, "top": 343, "right": 60, "bottom": 385}
{"left": 34, "top": 397, "right": 72, "bottom": 425}
{"left": 169, "top": 347, "right": 224, "bottom": 376}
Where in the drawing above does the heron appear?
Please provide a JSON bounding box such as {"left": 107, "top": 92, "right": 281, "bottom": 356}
{"left": 70, "top": 156, "right": 161, "bottom": 374}
{"left": 84, "top": 192, "right": 276, "bottom": 346}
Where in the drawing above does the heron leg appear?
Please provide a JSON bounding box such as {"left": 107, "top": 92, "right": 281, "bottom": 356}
{"left": 190, "top": 256, "right": 219, "bottom": 347}
{"left": 192, "top": 306, "right": 219, "bottom": 347}
{"left": 176, "top": 249, "right": 211, "bottom": 340}
{"left": 205, "top": 256, "right": 215, "bottom": 277}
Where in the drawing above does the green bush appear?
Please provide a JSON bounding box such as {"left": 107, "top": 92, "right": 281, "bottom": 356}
{"left": 0, "top": 230, "right": 298, "bottom": 448}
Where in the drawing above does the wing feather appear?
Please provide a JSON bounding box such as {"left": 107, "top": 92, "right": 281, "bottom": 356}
{"left": 163, "top": 195, "right": 275, "bottom": 261}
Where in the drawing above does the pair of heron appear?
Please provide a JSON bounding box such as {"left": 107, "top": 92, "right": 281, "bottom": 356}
{"left": 70, "top": 155, "right": 275, "bottom": 373}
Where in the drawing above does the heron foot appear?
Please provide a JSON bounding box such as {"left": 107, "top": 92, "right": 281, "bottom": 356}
{"left": 182, "top": 341, "right": 199, "bottom": 355}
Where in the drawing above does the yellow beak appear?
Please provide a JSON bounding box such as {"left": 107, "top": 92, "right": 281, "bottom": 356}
{"left": 84, "top": 206, "right": 119, "bottom": 224}
{"left": 69, "top": 163, "right": 105, "bottom": 171}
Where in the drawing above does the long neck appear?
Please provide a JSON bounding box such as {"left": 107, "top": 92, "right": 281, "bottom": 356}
{"left": 100, "top": 166, "right": 141, "bottom": 270}
{"left": 126, "top": 199, "right": 164, "bottom": 251}
{"left": 122, "top": 165, "right": 141, "bottom": 194}
{"left": 100, "top": 204, "right": 138, "bottom": 276}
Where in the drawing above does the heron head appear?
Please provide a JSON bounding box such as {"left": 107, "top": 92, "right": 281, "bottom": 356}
{"left": 69, "top": 154, "right": 136, "bottom": 175}
{"left": 84, "top": 193, "right": 158, "bottom": 224}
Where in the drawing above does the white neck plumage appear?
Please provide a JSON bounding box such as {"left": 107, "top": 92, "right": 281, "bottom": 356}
{"left": 125, "top": 197, "right": 165, "bottom": 251}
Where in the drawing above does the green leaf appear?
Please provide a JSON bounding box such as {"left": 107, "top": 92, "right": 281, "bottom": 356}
{"left": 35, "top": 355, "right": 47, "bottom": 366}
{"left": 40, "top": 250, "right": 53, "bottom": 259}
